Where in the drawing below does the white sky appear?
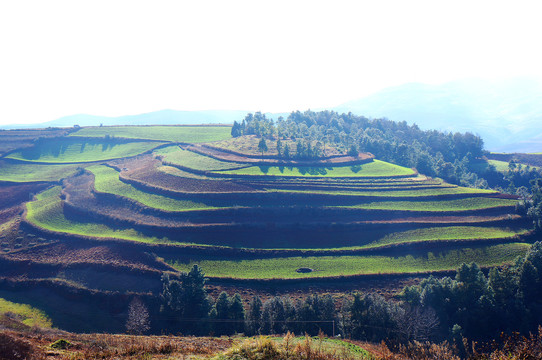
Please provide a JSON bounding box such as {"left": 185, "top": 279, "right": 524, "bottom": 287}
{"left": 1, "top": 0, "right": 542, "bottom": 125}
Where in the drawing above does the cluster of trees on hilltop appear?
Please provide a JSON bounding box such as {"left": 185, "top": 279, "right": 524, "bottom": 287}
{"left": 150, "top": 244, "right": 542, "bottom": 346}
{"left": 232, "top": 111, "right": 488, "bottom": 188}
{"left": 231, "top": 110, "right": 542, "bottom": 229}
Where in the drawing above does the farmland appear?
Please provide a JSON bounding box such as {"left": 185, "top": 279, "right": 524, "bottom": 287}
{"left": 7, "top": 138, "right": 163, "bottom": 163}
{"left": 218, "top": 160, "right": 415, "bottom": 177}
{"left": 0, "top": 122, "right": 538, "bottom": 339}
{"left": 70, "top": 125, "right": 232, "bottom": 143}
{"left": 168, "top": 243, "right": 530, "bottom": 279}
{"left": 7, "top": 124, "right": 531, "bottom": 283}
{"left": 0, "top": 160, "right": 81, "bottom": 182}
{"left": 0, "top": 297, "right": 52, "bottom": 328}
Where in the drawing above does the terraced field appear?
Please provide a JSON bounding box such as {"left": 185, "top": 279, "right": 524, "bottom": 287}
{"left": 2, "top": 126, "right": 531, "bottom": 282}
{"left": 218, "top": 160, "right": 415, "bottom": 177}
{"left": 168, "top": 243, "right": 530, "bottom": 279}
{"left": 0, "top": 160, "right": 81, "bottom": 182}
{"left": 70, "top": 125, "right": 232, "bottom": 143}
{"left": 7, "top": 138, "right": 163, "bottom": 163}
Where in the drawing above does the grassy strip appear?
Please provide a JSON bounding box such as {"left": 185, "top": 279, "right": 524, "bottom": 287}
{"left": 334, "top": 197, "right": 517, "bottom": 212}
{"left": 169, "top": 243, "right": 530, "bottom": 279}
{"left": 25, "top": 187, "right": 166, "bottom": 243}
{"left": 154, "top": 146, "right": 247, "bottom": 171}
{"left": 368, "top": 226, "right": 528, "bottom": 248}
{"left": 70, "top": 126, "right": 232, "bottom": 143}
{"left": 0, "top": 161, "right": 81, "bottom": 182}
{"left": 218, "top": 160, "right": 415, "bottom": 177}
{"left": 87, "top": 165, "right": 215, "bottom": 211}
{"left": 7, "top": 140, "right": 162, "bottom": 163}
{"left": 488, "top": 159, "right": 510, "bottom": 173}
{"left": 0, "top": 297, "right": 52, "bottom": 328}
{"left": 267, "top": 186, "right": 496, "bottom": 197}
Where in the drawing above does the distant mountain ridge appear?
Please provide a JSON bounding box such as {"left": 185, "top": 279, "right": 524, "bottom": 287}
{"left": 4, "top": 77, "right": 542, "bottom": 152}
{"left": 334, "top": 77, "right": 542, "bottom": 153}
{"left": 1, "top": 109, "right": 251, "bottom": 129}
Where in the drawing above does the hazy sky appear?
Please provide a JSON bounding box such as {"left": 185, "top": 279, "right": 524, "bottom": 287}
{"left": 1, "top": 0, "right": 542, "bottom": 125}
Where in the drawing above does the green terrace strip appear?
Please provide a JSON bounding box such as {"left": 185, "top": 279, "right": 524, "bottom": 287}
{"left": 25, "top": 187, "right": 168, "bottom": 243}
{"left": 334, "top": 197, "right": 517, "bottom": 212}
{"left": 488, "top": 159, "right": 511, "bottom": 172}
{"left": 87, "top": 165, "right": 215, "bottom": 211}
{"left": 217, "top": 160, "right": 416, "bottom": 177}
{"left": 368, "top": 226, "right": 529, "bottom": 249}
{"left": 0, "top": 161, "right": 81, "bottom": 182}
{"left": 70, "top": 125, "right": 232, "bottom": 143}
{"left": 154, "top": 146, "right": 247, "bottom": 171}
{"left": 169, "top": 243, "right": 530, "bottom": 279}
{"left": 266, "top": 186, "right": 496, "bottom": 197}
{"left": 0, "top": 297, "right": 52, "bottom": 328}
{"left": 7, "top": 140, "right": 163, "bottom": 163}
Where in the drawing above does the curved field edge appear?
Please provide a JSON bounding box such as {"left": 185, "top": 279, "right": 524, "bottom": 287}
{"left": 88, "top": 166, "right": 513, "bottom": 215}
{"left": 154, "top": 146, "right": 249, "bottom": 171}
{"left": 69, "top": 125, "right": 232, "bottom": 143}
{"left": 24, "top": 186, "right": 529, "bottom": 254}
{"left": 167, "top": 243, "right": 530, "bottom": 279}
{"left": 87, "top": 165, "right": 217, "bottom": 212}
{"left": 6, "top": 141, "right": 165, "bottom": 163}
{"left": 0, "top": 161, "right": 82, "bottom": 182}
{"left": 332, "top": 197, "right": 518, "bottom": 212}
{"left": 25, "top": 187, "right": 170, "bottom": 244}
{"left": 216, "top": 160, "right": 416, "bottom": 178}
{"left": 267, "top": 186, "right": 497, "bottom": 197}
{"left": 0, "top": 297, "right": 52, "bottom": 328}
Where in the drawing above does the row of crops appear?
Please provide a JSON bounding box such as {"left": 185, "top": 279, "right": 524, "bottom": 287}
{"left": 1, "top": 125, "right": 534, "bottom": 280}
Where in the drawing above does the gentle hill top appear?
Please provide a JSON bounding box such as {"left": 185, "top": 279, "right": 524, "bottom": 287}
{"left": 334, "top": 77, "right": 542, "bottom": 152}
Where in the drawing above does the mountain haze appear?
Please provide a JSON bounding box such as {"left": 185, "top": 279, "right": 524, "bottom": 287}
{"left": 334, "top": 77, "right": 542, "bottom": 152}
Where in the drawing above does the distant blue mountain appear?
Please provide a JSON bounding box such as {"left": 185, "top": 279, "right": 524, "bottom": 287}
{"left": 4, "top": 77, "right": 542, "bottom": 153}
{"left": 333, "top": 77, "right": 542, "bottom": 152}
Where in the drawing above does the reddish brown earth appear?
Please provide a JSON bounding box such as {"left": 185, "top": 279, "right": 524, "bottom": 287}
{"left": 185, "top": 142, "right": 374, "bottom": 166}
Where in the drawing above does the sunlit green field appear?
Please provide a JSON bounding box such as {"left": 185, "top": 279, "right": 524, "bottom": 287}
{"left": 88, "top": 165, "right": 215, "bottom": 211}
{"left": 268, "top": 186, "right": 496, "bottom": 197}
{"left": 169, "top": 243, "right": 530, "bottom": 279}
{"left": 7, "top": 140, "right": 162, "bottom": 163}
{"left": 488, "top": 159, "right": 510, "bottom": 172}
{"left": 70, "top": 126, "right": 232, "bottom": 143}
{"left": 155, "top": 146, "right": 247, "bottom": 171}
{"left": 335, "top": 197, "right": 517, "bottom": 212}
{"left": 0, "top": 161, "right": 81, "bottom": 182}
{"left": 369, "top": 226, "right": 528, "bottom": 248}
{"left": 25, "top": 187, "right": 167, "bottom": 243}
{"left": 0, "top": 297, "right": 52, "bottom": 328}
{"left": 218, "top": 160, "right": 416, "bottom": 177}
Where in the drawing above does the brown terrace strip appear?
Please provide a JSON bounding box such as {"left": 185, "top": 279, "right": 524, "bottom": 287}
{"left": 184, "top": 143, "right": 374, "bottom": 166}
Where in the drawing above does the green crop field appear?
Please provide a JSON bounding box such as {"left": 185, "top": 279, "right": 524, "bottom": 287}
{"left": 268, "top": 185, "right": 496, "bottom": 197}
{"left": 336, "top": 197, "right": 517, "bottom": 212}
{"left": 0, "top": 161, "right": 81, "bottom": 182}
{"left": 154, "top": 146, "right": 248, "bottom": 171}
{"left": 88, "top": 165, "right": 215, "bottom": 211}
{"left": 7, "top": 139, "right": 162, "bottom": 163}
{"left": 369, "top": 226, "right": 528, "bottom": 248}
{"left": 25, "top": 187, "right": 167, "bottom": 243}
{"left": 488, "top": 159, "right": 511, "bottom": 172}
{"left": 0, "top": 297, "right": 52, "bottom": 328}
{"left": 71, "top": 126, "right": 232, "bottom": 143}
{"left": 218, "top": 160, "right": 416, "bottom": 178}
{"left": 168, "top": 243, "right": 530, "bottom": 279}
